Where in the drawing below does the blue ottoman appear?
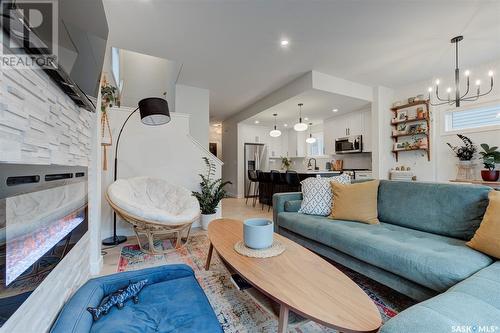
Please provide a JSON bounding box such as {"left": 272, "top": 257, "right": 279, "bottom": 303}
{"left": 50, "top": 264, "right": 222, "bottom": 333}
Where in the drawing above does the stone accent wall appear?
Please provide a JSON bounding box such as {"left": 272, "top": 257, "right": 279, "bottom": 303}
{"left": 0, "top": 63, "right": 95, "bottom": 331}
{"left": 0, "top": 66, "right": 92, "bottom": 166}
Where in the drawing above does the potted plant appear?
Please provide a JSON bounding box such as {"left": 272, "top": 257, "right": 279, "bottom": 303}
{"left": 479, "top": 144, "right": 500, "bottom": 181}
{"left": 192, "top": 157, "right": 231, "bottom": 230}
{"left": 447, "top": 134, "right": 476, "bottom": 161}
{"left": 281, "top": 156, "right": 291, "bottom": 171}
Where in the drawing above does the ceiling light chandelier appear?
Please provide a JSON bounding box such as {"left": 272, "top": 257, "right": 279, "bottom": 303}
{"left": 294, "top": 103, "right": 308, "bottom": 132}
{"left": 269, "top": 113, "right": 282, "bottom": 137}
{"left": 306, "top": 123, "right": 316, "bottom": 143}
{"left": 428, "top": 36, "right": 494, "bottom": 108}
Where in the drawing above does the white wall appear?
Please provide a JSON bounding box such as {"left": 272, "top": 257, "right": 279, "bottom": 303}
{"left": 175, "top": 84, "right": 210, "bottom": 148}
{"left": 118, "top": 49, "right": 179, "bottom": 109}
{"left": 101, "top": 108, "right": 222, "bottom": 238}
{"left": 372, "top": 86, "right": 396, "bottom": 179}
{"left": 392, "top": 59, "right": 500, "bottom": 182}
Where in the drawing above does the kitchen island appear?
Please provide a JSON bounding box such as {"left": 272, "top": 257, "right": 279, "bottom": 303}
{"left": 256, "top": 170, "right": 343, "bottom": 207}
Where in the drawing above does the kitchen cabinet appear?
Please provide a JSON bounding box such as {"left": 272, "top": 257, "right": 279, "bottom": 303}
{"left": 324, "top": 108, "right": 372, "bottom": 153}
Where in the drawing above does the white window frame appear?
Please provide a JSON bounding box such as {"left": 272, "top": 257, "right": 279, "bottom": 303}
{"left": 111, "top": 47, "right": 120, "bottom": 86}
{"left": 442, "top": 99, "right": 500, "bottom": 136}
{"left": 306, "top": 131, "right": 325, "bottom": 157}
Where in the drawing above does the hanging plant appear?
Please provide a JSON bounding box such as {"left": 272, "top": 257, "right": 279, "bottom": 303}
{"left": 100, "top": 76, "right": 119, "bottom": 170}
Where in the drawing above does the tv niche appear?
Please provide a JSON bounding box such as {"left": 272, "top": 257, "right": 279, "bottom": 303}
{"left": 0, "top": 164, "right": 88, "bottom": 326}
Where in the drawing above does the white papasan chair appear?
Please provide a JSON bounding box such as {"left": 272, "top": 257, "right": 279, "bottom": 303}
{"left": 106, "top": 177, "right": 200, "bottom": 254}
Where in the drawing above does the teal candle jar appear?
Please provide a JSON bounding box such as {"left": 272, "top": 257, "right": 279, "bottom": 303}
{"left": 243, "top": 218, "right": 274, "bottom": 249}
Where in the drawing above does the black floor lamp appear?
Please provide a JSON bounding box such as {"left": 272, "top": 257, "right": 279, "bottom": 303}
{"left": 102, "top": 97, "right": 171, "bottom": 246}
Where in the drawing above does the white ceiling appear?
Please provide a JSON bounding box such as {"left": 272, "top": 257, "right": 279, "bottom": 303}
{"left": 103, "top": 0, "right": 500, "bottom": 121}
{"left": 241, "top": 89, "right": 370, "bottom": 127}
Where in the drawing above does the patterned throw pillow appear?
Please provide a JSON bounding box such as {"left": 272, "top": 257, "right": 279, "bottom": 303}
{"left": 87, "top": 279, "right": 148, "bottom": 321}
{"left": 299, "top": 174, "right": 351, "bottom": 216}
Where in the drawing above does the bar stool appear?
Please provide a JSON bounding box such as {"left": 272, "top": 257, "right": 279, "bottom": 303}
{"left": 269, "top": 170, "right": 282, "bottom": 212}
{"left": 285, "top": 170, "right": 301, "bottom": 192}
{"left": 246, "top": 169, "right": 259, "bottom": 207}
{"left": 257, "top": 171, "right": 272, "bottom": 210}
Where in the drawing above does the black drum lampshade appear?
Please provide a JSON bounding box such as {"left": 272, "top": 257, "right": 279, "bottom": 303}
{"left": 138, "top": 97, "right": 171, "bottom": 126}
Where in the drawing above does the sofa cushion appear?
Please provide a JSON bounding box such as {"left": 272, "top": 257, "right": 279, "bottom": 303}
{"left": 377, "top": 181, "right": 491, "bottom": 240}
{"left": 467, "top": 191, "right": 500, "bottom": 259}
{"left": 380, "top": 262, "right": 500, "bottom": 333}
{"left": 330, "top": 180, "right": 379, "bottom": 224}
{"left": 277, "top": 212, "right": 493, "bottom": 292}
{"left": 298, "top": 174, "right": 350, "bottom": 216}
{"left": 90, "top": 275, "right": 221, "bottom": 333}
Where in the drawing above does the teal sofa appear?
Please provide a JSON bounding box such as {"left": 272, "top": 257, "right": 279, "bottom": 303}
{"left": 273, "top": 180, "right": 500, "bottom": 332}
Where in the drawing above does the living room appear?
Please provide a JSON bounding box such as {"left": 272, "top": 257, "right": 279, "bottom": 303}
{"left": 0, "top": 1, "right": 499, "bottom": 333}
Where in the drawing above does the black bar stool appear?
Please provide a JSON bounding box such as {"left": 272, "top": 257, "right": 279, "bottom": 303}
{"left": 257, "top": 171, "right": 272, "bottom": 210}
{"left": 269, "top": 170, "right": 282, "bottom": 212}
{"left": 246, "top": 169, "right": 260, "bottom": 207}
{"left": 285, "top": 170, "right": 301, "bottom": 192}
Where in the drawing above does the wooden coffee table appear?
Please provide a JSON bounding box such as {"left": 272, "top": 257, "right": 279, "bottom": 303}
{"left": 205, "top": 218, "right": 382, "bottom": 333}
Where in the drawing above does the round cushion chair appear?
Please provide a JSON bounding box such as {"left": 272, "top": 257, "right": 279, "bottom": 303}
{"left": 106, "top": 177, "right": 200, "bottom": 254}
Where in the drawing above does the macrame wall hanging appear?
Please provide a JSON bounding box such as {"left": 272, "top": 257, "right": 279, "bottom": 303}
{"left": 100, "top": 75, "right": 119, "bottom": 170}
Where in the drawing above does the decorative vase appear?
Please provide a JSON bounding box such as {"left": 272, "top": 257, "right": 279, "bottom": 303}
{"left": 243, "top": 218, "right": 273, "bottom": 249}
{"left": 481, "top": 170, "right": 500, "bottom": 182}
{"left": 456, "top": 161, "right": 475, "bottom": 180}
{"left": 201, "top": 213, "right": 217, "bottom": 230}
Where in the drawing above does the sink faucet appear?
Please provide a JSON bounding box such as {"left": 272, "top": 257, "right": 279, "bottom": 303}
{"left": 307, "top": 158, "right": 318, "bottom": 170}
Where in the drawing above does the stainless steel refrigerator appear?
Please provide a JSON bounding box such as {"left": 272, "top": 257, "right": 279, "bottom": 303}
{"left": 244, "top": 143, "right": 268, "bottom": 198}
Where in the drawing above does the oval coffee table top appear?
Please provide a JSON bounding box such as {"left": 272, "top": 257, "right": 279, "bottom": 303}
{"left": 208, "top": 218, "right": 382, "bottom": 333}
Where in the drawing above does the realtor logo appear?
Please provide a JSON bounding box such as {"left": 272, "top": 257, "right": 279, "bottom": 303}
{"left": 0, "top": 0, "right": 58, "bottom": 69}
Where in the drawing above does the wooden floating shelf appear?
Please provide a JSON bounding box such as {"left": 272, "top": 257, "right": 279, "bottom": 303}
{"left": 392, "top": 148, "right": 428, "bottom": 153}
{"left": 391, "top": 117, "right": 429, "bottom": 125}
{"left": 391, "top": 132, "right": 428, "bottom": 139}
{"left": 391, "top": 100, "right": 429, "bottom": 111}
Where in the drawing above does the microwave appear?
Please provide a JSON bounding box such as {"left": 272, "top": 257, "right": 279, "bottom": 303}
{"left": 335, "top": 135, "right": 363, "bottom": 154}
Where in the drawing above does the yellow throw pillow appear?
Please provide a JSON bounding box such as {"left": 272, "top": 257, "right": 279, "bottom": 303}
{"left": 467, "top": 191, "right": 500, "bottom": 259}
{"left": 329, "top": 180, "right": 380, "bottom": 224}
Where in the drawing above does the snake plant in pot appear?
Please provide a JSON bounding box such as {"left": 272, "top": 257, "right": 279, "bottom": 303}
{"left": 479, "top": 144, "right": 500, "bottom": 181}
{"left": 192, "top": 157, "right": 231, "bottom": 230}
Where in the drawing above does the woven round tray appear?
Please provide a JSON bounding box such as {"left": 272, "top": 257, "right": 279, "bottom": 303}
{"left": 234, "top": 240, "right": 285, "bottom": 258}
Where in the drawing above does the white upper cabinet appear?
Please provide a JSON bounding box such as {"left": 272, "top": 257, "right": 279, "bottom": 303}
{"left": 323, "top": 108, "right": 372, "bottom": 154}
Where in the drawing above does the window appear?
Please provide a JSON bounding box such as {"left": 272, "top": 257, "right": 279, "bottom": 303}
{"left": 446, "top": 103, "right": 500, "bottom": 132}
{"left": 111, "top": 47, "right": 120, "bottom": 86}
{"left": 307, "top": 132, "right": 324, "bottom": 156}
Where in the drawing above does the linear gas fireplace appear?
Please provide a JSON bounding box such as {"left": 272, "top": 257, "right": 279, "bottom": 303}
{"left": 0, "top": 164, "right": 88, "bottom": 326}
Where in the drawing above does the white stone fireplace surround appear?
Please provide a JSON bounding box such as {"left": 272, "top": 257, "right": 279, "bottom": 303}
{"left": 0, "top": 61, "right": 101, "bottom": 332}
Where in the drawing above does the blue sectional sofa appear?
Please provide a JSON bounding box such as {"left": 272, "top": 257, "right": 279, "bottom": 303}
{"left": 273, "top": 180, "right": 500, "bottom": 332}
{"left": 50, "top": 264, "right": 222, "bottom": 333}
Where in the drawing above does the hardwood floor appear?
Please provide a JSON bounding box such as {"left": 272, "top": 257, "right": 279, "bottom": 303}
{"left": 100, "top": 197, "right": 272, "bottom": 276}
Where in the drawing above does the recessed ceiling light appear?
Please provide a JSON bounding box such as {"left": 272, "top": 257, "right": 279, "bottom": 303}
{"left": 304, "top": 117, "right": 309, "bottom": 121}
{"left": 254, "top": 120, "right": 260, "bottom": 124}
{"left": 332, "top": 108, "right": 338, "bottom": 112}
{"left": 283, "top": 124, "right": 288, "bottom": 127}
{"left": 280, "top": 39, "right": 289, "bottom": 47}
{"left": 212, "top": 123, "right": 221, "bottom": 127}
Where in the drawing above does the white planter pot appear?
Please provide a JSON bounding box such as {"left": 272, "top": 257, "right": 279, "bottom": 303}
{"left": 201, "top": 213, "right": 217, "bottom": 230}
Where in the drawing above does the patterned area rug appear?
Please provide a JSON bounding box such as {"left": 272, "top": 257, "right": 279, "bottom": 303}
{"left": 118, "top": 235, "right": 416, "bottom": 332}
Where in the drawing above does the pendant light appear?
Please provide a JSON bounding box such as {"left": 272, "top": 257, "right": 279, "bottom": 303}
{"left": 293, "top": 103, "right": 308, "bottom": 132}
{"left": 269, "top": 113, "right": 282, "bottom": 137}
{"left": 305, "top": 123, "right": 316, "bottom": 143}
